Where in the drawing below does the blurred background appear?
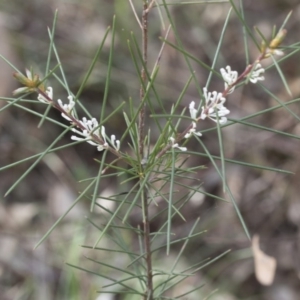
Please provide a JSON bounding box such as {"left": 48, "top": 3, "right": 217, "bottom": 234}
{"left": 0, "top": 0, "right": 300, "bottom": 299}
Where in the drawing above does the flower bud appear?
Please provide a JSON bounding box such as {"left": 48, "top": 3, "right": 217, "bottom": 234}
{"left": 13, "top": 68, "right": 45, "bottom": 95}
{"left": 269, "top": 29, "right": 287, "bottom": 49}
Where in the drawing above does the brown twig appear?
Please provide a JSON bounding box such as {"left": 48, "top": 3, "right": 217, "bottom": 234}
{"left": 139, "top": 2, "right": 153, "bottom": 300}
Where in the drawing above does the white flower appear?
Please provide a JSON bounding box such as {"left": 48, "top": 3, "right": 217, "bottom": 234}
{"left": 169, "top": 137, "right": 187, "bottom": 152}
{"left": 184, "top": 121, "right": 202, "bottom": 138}
{"left": 206, "top": 106, "right": 230, "bottom": 124}
{"left": 111, "top": 134, "right": 120, "bottom": 151}
{"left": 200, "top": 87, "right": 230, "bottom": 124}
{"left": 58, "top": 95, "right": 76, "bottom": 121}
{"left": 37, "top": 87, "right": 53, "bottom": 103}
{"left": 220, "top": 66, "right": 238, "bottom": 93}
{"left": 189, "top": 101, "right": 198, "bottom": 120}
{"left": 71, "top": 117, "right": 108, "bottom": 151}
{"left": 97, "top": 126, "right": 108, "bottom": 151}
{"left": 249, "top": 63, "right": 265, "bottom": 84}
{"left": 185, "top": 101, "right": 202, "bottom": 138}
{"left": 202, "top": 88, "right": 225, "bottom": 109}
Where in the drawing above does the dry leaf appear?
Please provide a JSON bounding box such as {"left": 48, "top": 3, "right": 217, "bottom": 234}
{"left": 252, "top": 234, "right": 277, "bottom": 285}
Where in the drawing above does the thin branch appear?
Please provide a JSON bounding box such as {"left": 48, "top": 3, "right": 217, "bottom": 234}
{"left": 140, "top": 2, "right": 154, "bottom": 300}
{"left": 138, "top": 3, "right": 148, "bottom": 159}
{"left": 153, "top": 25, "right": 172, "bottom": 69}
{"left": 128, "top": 0, "right": 143, "bottom": 29}
{"left": 145, "top": 0, "right": 156, "bottom": 14}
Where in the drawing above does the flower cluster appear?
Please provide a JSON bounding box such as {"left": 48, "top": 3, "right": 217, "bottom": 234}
{"left": 58, "top": 95, "right": 75, "bottom": 121}
{"left": 248, "top": 63, "right": 265, "bottom": 83}
{"left": 12, "top": 70, "right": 121, "bottom": 153}
{"left": 200, "top": 87, "right": 230, "bottom": 124}
{"left": 220, "top": 66, "right": 238, "bottom": 93}
{"left": 71, "top": 117, "right": 120, "bottom": 152}
{"left": 36, "top": 87, "right": 120, "bottom": 152}
{"left": 37, "top": 87, "right": 53, "bottom": 104}
{"left": 177, "top": 61, "right": 268, "bottom": 151}
{"left": 184, "top": 101, "right": 202, "bottom": 139}
{"left": 71, "top": 117, "right": 109, "bottom": 151}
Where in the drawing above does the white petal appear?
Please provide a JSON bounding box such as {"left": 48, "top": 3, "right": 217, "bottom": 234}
{"left": 172, "top": 143, "right": 187, "bottom": 152}
{"left": 61, "top": 113, "right": 72, "bottom": 121}
{"left": 184, "top": 132, "right": 192, "bottom": 139}
{"left": 169, "top": 137, "right": 175, "bottom": 144}
{"left": 189, "top": 101, "right": 197, "bottom": 119}
{"left": 97, "top": 145, "right": 105, "bottom": 151}
{"left": 25, "top": 69, "right": 32, "bottom": 80}
{"left": 115, "top": 140, "right": 120, "bottom": 150}
{"left": 71, "top": 135, "right": 86, "bottom": 141}
{"left": 46, "top": 87, "right": 53, "bottom": 99}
